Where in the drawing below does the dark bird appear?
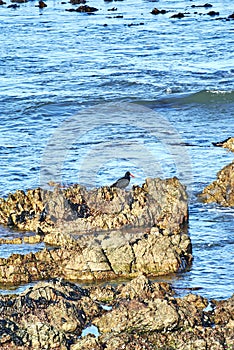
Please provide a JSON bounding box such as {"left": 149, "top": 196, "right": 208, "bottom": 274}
{"left": 110, "top": 171, "right": 135, "bottom": 189}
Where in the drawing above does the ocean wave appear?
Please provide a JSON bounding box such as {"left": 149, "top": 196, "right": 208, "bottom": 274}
{"left": 157, "top": 89, "right": 234, "bottom": 106}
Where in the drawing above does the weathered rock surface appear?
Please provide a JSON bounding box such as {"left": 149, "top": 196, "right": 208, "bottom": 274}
{"left": 0, "top": 177, "right": 188, "bottom": 234}
{"left": 199, "top": 161, "right": 234, "bottom": 206}
{"left": 0, "top": 276, "right": 233, "bottom": 350}
{"left": 0, "top": 227, "right": 192, "bottom": 285}
{"left": 0, "top": 177, "right": 191, "bottom": 284}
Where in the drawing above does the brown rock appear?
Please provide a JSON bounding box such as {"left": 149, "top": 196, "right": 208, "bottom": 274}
{"left": 94, "top": 298, "right": 179, "bottom": 333}
{"left": 212, "top": 137, "right": 234, "bottom": 152}
{"left": 199, "top": 161, "right": 234, "bottom": 206}
{"left": 0, "top": 276, "right": 233, "bottom": 350}
{"left": 0, "top": 177, "right": 188, "bottom": 235}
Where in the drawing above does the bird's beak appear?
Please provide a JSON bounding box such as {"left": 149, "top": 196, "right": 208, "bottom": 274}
{"left": 130, "top": 173, "right": 135, "bottom": 178}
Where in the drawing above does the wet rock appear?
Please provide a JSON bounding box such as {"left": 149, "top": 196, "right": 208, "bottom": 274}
{"left": 0, "top": 276, "right": 232, "bottom": 350}
{"left": 75, "top": 5, "right": 98, "bottom": 12}
{"left": 212, "top": 137, "right": 234, "bottom": 152}
{"left": 199, "top": 161, "right": 234, "bottom": 206}
{"left": 228, "top": 13, "right": 234, "bottom": 19}
{"left": 35, "top": 0, "right": 47, "bottom": 8}
{"left": 0, "top": 227, "right": 192, "bottom": 285}
{"left": 7, "top": 3, "right": 20, "bottom": 7}
{"left": 207, "top": 10, "right": 219, "bottom": 16}
{"left": 0, "top": 0, "right": 6, "bottom": 4}
{"left": 170, "top": 12, "right": 185, "bottom": 19}
{"left": 0, "top": 177, "right": 190, "bottom": 284}
{"left": 69, "top": 0, "right": 86, "bottom": 4}
{"left": 151, "top": 8, "right": 167, "bottom": 15}
{"left": 191, "top": 3, "right": 213, "bottom": 8}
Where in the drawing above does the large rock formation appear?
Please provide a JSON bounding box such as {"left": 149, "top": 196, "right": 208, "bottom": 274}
{"left": 0, "top": 177, "right": 188, "bottom": 234}
{"left": 0, "top": 226, "right": 192, "bottom": 285}
{"left": 0, "top": 276, "right": 233, "bottom": 350}
{"left": 0, "top": 177, "right": 192, "bottom": 285}
{"left": 199, "top": 161, "right": 234, "bottom": 206}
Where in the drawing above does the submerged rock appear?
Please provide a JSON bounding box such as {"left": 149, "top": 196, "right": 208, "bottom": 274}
{"left": 151, "top": 8, "right": 167, "bottom": 15}
{"left": 199, "top": 161, "right": 234, "bottom": 206}
{"left": 0, "top": 276, "right": 232, "bottom": 350}
{"left": 212, "top": 137, "right": 234, "bottom": 152}
{"left": 75, "top": 5, "right": 98, "bottom": 12}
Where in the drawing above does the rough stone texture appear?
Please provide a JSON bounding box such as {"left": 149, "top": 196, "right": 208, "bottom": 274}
{"left": 199, "top": 161, "right": 234, "bottom": 206}
{"left": 0, "top": 276, "right": 233, "bottom": 350}
{"left": 0, "top": 227, "right": 192, "bottom": 285}
{"left": 0, "top": 177, "right": 188, "bottom": 234}
{"left": 0, "top": 177, "right": 191, "bottom": 285}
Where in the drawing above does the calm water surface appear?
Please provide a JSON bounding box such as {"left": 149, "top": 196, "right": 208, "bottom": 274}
{"left": 0, "top": 0, "right": 233, "bottom": 299}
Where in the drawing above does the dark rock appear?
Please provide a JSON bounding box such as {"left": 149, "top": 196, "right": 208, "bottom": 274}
{"left": 127, "top": 22, "right": 144, "bottom": 27}
{"left": 35, "top": 0, "right": 47, "bottom": 8}
{"left": 207, "top": 10, "right": 219, "bottom": 16}
{"left": 228, "top": 13, "right": 234, "bottom": 19}
{"left": 212, "top": 137, "right": 234, "bottom": 151}
{"left": 7, "top": 3, "right": 20, "bottom": 7}
{"left": 75, "top": 5, "right": 98, "bottom": 12}
{"left": 69, "top": 0, "right": 86, "bottom": 4}
{"left": 11, "top": 0, "right": 28, "bottom": 3}
{"left": 191, "top": 3, "right": 213, "bottom": 8}
{"left": 0, "top": 276, "right": 232, "bottom": 350}
{"left": 170, "top": 12, "right": 185, "bottom": 18}
{"left": 0, "top": 0, "right": 6, "bottom": 4}
{"left": 151, "top": 8, "right": 167, "bottom": 15}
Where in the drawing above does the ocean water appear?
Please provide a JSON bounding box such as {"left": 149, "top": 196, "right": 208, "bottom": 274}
{"left": 0, "top": 0, "right": 233, "bottom": 299}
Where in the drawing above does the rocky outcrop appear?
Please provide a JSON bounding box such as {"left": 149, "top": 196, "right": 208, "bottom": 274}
{"left": 199, "top": 161, "right": 234, "bottom": 206}
{"left": 0, "top": 177, "right": 191, "bottom": 285}
{"left": 0, "top": 227, "right": 192, "bottom": 285}
{"left": 0, "top": 276, "right": 233, "bottom": 350}
{"left": 0, "top": 177, "right": 188, "bottom": 234}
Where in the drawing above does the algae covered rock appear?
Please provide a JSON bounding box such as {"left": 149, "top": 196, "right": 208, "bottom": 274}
{"left": 0, "top": 276, "right": 232, "bottom": 350}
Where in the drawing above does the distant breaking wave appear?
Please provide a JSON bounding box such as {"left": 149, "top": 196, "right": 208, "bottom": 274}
{"left": 157, "top": 90, "right": 234, "bottom": 106}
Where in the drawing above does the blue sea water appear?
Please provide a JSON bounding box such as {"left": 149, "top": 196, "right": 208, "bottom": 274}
{"left": 0, "top": 0, "right": 233, "bottom": 299}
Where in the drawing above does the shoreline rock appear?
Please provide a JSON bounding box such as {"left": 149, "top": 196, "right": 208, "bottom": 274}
{"left": 199, "top": 161, "right": 234, "bottom": 206}
{"left": 0, "top": 227, "right": 192, "bottom": 285}
{"left": 0, "top": 177, "right": 188, "bottom": 235}
{"left": 0, "top": 177, "right": 191, "bottom": 286}
{"left": 0, "top": 276, "right": 233, "bottom": 350}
